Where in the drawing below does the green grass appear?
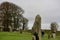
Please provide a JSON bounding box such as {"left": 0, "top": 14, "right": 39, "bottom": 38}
{"left": 0, "top": 32, "right": 32, "bottom": 40}
{"left": 42, "top": 34, "right": 60, "bottom": 40}
{"left": 0, "top": 32, "right": 60, "bottom": 40}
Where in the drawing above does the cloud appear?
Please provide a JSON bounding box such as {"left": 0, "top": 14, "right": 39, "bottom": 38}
{"left": 0, "top": 0, "right": 60, "bottom": 30}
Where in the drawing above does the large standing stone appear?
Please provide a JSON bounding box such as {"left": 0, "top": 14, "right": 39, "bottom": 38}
{"left": 32, "top": 15, "right": 41, "bottom": 40}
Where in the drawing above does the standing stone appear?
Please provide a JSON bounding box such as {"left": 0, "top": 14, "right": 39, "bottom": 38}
{"left": 9, "top": 25, "right": 12, "bottom": 32}
{"left": 51, "top": 22, "right": 58, "bottom": 38}
{"left": 32, "top": 15, "right": 41, "bottom": 40}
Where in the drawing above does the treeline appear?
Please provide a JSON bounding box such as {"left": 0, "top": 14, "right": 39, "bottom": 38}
{"left": 0, "top": 2, "right": 28, "bottom": 32}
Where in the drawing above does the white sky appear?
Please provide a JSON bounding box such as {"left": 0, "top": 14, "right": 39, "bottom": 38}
{"left": 0, "top": 0, "right": 60, "bottom": 30}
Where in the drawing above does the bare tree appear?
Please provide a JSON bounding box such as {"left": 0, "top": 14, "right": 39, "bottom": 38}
{"left": 23, "top": 17, "right": 28, "bottom": 30}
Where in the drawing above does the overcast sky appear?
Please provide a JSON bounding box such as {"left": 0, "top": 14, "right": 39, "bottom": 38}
{"left": 0, "top": 0, "right": 60, "bottom": 30}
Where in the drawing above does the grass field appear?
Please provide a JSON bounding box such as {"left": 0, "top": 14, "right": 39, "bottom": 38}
{"left": 0, "top": 32, "right": 60, "bottom": 40}
{"left": 0, "top": 32, "right": 32, "bottom": 40}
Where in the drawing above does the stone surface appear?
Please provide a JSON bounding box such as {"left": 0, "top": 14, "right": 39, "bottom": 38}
{"left": 32, "top": 15, "right": 41, "bottom": 40}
